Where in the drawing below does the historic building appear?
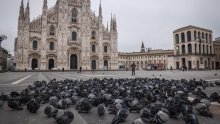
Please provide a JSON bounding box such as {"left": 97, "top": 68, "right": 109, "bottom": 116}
{"left": 173, "top": 25, "right": 215, "bottom": 69}
{"left": 118, "top": 42, "right": 174, "bottom": 70}
{"left": 0, "top": 47, "right": 8, "bottom": 71}
{"left": 15, "top": 0, "right": 118, "bottom": 70}
{"left": 214, "top": 37, "right": 220, "bottom": 69}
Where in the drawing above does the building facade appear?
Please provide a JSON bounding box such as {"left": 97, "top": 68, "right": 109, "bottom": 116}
{"left": 214, "top": 37, "right": 220, "bottom": 69}
{"left": 0, "top": 47, "right": 8, "bottom": 71}
{"left": 15, "top": 0, "right": 118, "bottom": 70}
{"left": 173, "top": 25, "right": 215, "bottom": 70}
{"left": 118, "top": 43, "right": 174, "bottom": 70}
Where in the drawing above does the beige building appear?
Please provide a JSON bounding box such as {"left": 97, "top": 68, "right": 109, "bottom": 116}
{"left": 214, "top": 37, "right": 220, "bottom": 69}
{"left": 15, "top": 0, "right": 118, "bottom": 70}
{"left": 173, "top": 25, "right": 215, "bottom": 69}
{"left": 118, "top": 42, "right": 174, "bottom": 70}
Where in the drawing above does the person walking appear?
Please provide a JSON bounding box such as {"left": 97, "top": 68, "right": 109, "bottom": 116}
{"left": 131, "top": 62, "right": 136, "bottom": 75}
{"left": 79, "top": 67, "right": 82, "bottom": 73}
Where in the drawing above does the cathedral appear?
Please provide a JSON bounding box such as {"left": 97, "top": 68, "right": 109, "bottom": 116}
{"left": 15, "top": 0, "right": 118, "bottom": 70}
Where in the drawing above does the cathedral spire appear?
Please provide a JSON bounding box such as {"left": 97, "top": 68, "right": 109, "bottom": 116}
{"left": 114, "top": 15, "right": 117, "bottom": 31}
{"left": 25, "top": 0, "right": 30, "bottom": 23}
{"left": 141, "top": 41, "right": 145, "bottom": 52}
{"left": 110, "top": 14, "right": 113, "bottom": 32}
{"left": 19, "top": 0, "right": 25, "bottom": 20}
{"left": 99, "top": 0, "right": 102, "bottom": 18}
{"left": 42, "top": 0, "right": 47, "bottom": 15}
{"left": 107, "top": 21, "right": 109, "bottom": 32}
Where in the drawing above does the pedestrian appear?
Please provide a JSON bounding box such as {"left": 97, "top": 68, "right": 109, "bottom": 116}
{"left": 170, "top": 66, "right": 172, "bottom": 71}
{"left": 79, "top": 67, "right": 82, "bottom": 73}
{"left": 131, "top": 62, "right": 136, "bottom": 75}
{"left": 62, "top": 68, "right": 64, "bottom": 72}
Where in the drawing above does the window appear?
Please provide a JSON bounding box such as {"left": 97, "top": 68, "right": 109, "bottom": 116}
{"left": 50, "top": 42, "right": 54, "bottom": 51}
{"left": 181, "top": 33, "right": 185, "bottom": 43}
{"left": 33, "top": 40, "right": 38, "bottom": 50}
{"left": 187, "top": 31, "right": 191, "bottom": 42}
{"left": 72, "top": 32, "right": 77, "bottom": 41}
{"left": 182, "top": 45, "right": 185, "bottom": 54}
{"left": 91, "top": 31, "right": 96, "bottom": 40}
{"left": 188, "top": 44, "right": 192, "bottom": 53}
{"left": 92, "top": 45, "right": 96, "bottom": 52}
{"left": 198, "top": 32, "right": 201, "bottom": 38}
{"left": 205, "top": 33, "right": 208, "bottom": 42}
{"left": 202, "top": 32, "right": 204, "bottom": 39}
{"left": 71, "top": 8, "right": 78, "bottom": 23}
{"left": 194, "top": 31, "right": 197, "bottom": 40}
{"left": 210, "top": 46, "right": 212, "bottom": 54}
{"left": 175, "top": 34, "right": 179, "bottom": 44}
{"left": 195, "top": 44, "right": 197, "bottom": 53}
{"left": 104, "top": 46, "right": 107, "bottom": 53}
{"left": 50, "top": 25, "right": 55, "bottom": 36}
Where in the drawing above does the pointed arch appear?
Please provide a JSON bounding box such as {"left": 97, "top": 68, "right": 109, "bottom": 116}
{"left": 71, "top": 8, "right": 78, "bottom": 23}
{"left": 49, "top": 25, "right": 55, "bottom": 36}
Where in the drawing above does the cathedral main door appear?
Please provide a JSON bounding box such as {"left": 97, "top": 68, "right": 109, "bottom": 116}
{"left": 31, "top": 59, "right": 38, "bottom": 70}
{"left": 70, "top": 54, "right": 77, "bottom": 69}
{"left": 91, "top": 60, "right": 96, "bottom": 70}
{"left": 48, "top": 59, "right": 54, "bottom": 70}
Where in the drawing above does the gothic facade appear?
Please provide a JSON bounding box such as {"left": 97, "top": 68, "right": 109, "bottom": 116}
{"left": 15, "top": 0, "right": 118, "bottom": 70}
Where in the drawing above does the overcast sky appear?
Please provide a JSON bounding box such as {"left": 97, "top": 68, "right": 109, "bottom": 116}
{"left": 0, "top": 0, "right": 220, "bottom": 55}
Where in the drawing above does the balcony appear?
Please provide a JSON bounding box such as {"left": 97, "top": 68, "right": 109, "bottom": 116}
{"left": 90, "top": 52, "right": 99, "bottom": 57}
{"left": 68, "top": 41, "right": 81, "bottom": 48}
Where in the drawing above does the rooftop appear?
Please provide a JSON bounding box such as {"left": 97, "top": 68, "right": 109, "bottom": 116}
{"left": 173, "top": 25, "right": 212, "bottom": 33}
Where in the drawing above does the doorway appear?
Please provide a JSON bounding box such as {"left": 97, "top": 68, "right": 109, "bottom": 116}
{"left": 31, "top": 59, "right": 38, "bottom": 70}
{"left": 70, "top": 54, "right": 77, "bottom": 69}
{"left": 104, "top": 60, "right": 108, "bottom": 69}
{"left": 48, "top": 59, "right": 54, "bottom": 70}
{"left": 91, "top": 60, "right": 96, "bottom": 70}
{"left": 188, "top": 61, "right": 192, "bottom": 69}
{"left": 176, "top": 62, "right": 179, "bottom": 69}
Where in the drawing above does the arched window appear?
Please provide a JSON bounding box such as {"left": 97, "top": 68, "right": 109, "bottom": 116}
{"left": 194, "top": 31, "right": 197, "bottom": 40}
{"left": 33, "top": 40, "right": 38, "bottom": 50}
{"left": 72, "top": 32, "right": 77, "bottom": 41}
{"left": 182, "top": 44, "right": 185, "bottom": 54}
{"left": 210, "top": 46, "right": 212, "bottom": 54}
{"left": 181, "top": 33, "right": 185, "bottom": 43}
{"left": 50, "top": 25, "right": 55, "bottom": 36}
{"left": 206, "top": 45, "right": 209, "bottom": 54}
{"left": 176, "top": 45, "right": 180, "bottom": 54}
{"left": 104, "top": 46, "right": 107, "bottom": 53}
{"left": 50, "top": 42, "right": 54, "bottom": 51}
{"left": 199, "top": 44, "right": 201, "bottom": 54}
{"left": 202, "top": 44, "right": 205, "bottom": 54}
{"left": 198, "top": 32, "right": 201, "bottom": 39}
{"left": 188, "top": 44, "right": 192, "bottom": 53}
{"left": 145, "top": 61, "right": 148, "bottom": 64}
{"left": 202, "top": 32, "right": 204, "bottom": 39}
{"left": 187, "top": 31, "right": 191, "bottom": 42}
{"left": 175, "top": 34, "right": 179, "bottom": 44}
{"left": 195, "top": 43, "right": 197, "bottom": 53}
{"left": 91, "top": 31, "right": 96, "bottom": 40}
{"left": 209, "top": 34, "right": 212, "bottom": 43}
{"left": 92, "top": 45, "right": 96, "bottom": 52}
{"left": 205, "top": 33, "right": 208, "bottom": 42}
{"left": 71, "top": 8, "right": 78, "bottom": 23}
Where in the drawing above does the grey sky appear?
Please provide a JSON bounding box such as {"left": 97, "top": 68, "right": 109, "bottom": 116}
{"left": 0, "top": 0, "right": 220, "bottom": 55}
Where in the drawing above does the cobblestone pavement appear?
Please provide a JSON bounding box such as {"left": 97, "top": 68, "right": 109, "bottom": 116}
{"left": 0, "top": 70, "right": 220, "bottom": 124}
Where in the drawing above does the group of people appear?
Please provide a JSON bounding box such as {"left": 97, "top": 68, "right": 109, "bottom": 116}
{"left": 1, "top": 76, "right": 220, "bottom": 124}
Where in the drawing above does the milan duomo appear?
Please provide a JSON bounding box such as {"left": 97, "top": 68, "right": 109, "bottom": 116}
{"left": 15, "top": 0, "right": 118, "bottom": 70}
